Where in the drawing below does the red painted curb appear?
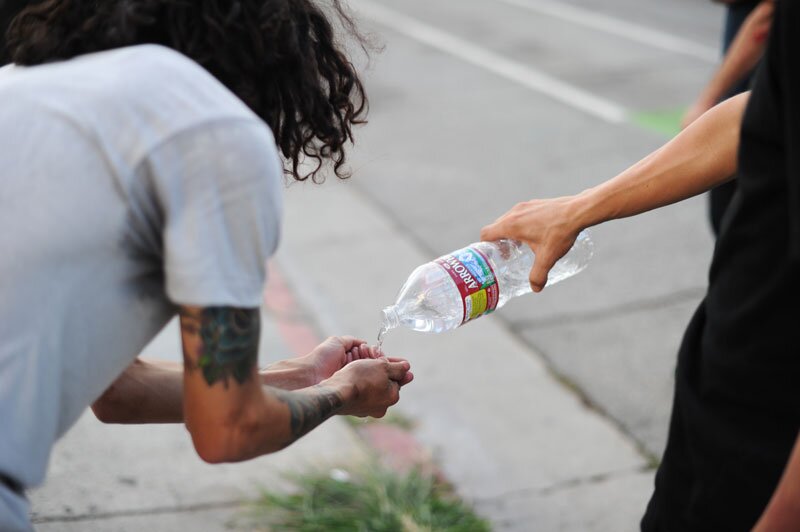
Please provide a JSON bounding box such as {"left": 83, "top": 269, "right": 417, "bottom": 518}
{"left": 358, "top": 424, "right": 439, "bottom": 478}
{"left": 264, "top": 262, "right": 321, "bottom": 357}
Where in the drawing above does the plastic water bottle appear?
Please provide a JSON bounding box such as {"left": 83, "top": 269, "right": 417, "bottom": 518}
{"left": 378, "top": 232, "right": 593, "bottom": 343}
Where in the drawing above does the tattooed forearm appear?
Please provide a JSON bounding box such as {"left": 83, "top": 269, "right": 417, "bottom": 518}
{"left": 179, "top": 306, "right": 260, "bottom": 387}
{"left": 273, "top": 386, "right": 344, "bottom": 444}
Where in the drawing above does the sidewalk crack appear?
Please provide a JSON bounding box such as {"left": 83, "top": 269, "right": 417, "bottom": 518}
{"left": 30, "top": 499, "right": 246, "bottom": 524}
{"left": 508, "top": 286, "right": 705, "bottom": 331}
{"left": 474, "top": 464, "right": 650, "bottom": 504}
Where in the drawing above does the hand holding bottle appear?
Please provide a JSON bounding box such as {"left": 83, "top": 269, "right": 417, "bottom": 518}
{"left": 379, "top": 216, "right": 592, "bottom": 337}
{"left": 480, "top": 195, "right": 587, "bottom": 292}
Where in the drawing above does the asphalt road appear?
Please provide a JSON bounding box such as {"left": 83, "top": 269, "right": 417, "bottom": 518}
{"left": 343, "top": 0, "right": 725, "bottom": 458}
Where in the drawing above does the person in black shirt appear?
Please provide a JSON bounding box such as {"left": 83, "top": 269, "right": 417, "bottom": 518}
{"left": 482, "top": 1, "right": 800, "bottom": 529}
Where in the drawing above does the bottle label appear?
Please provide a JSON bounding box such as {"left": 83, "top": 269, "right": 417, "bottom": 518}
{"left": 435, "top": 246, "right": 499, "bottom": 325}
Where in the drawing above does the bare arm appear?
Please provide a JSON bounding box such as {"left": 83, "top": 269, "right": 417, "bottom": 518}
{"left": 92, "top": 358, "right": 184, "bottom": 423}
{"left": 481, "top": 91, "right": 749, "bottom": 291}
{"left": 754, "top": 433, "right": 800, "bottom": 531}
{"left": 682, "top": 1, "right": 772, "bottom": 128}
{"left": 92, "top": 336, "right": 387, "bottom": 424}
{"left": 575, "top": 91, "right": 747, "bottom": 224}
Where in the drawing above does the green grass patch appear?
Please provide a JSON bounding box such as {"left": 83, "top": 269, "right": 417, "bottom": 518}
{"left": 630, "top": 108, "right": 685, "bottom": 138}
{"left": 644, "top": 454, "right": 661, "bottom": 471}
{"left": 245, "top": 464, "right": 490, "bottom": 531}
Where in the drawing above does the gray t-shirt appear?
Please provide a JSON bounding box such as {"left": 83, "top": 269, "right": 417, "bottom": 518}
{"left": 0, "top": 45, "right": 283, "bottom": 530}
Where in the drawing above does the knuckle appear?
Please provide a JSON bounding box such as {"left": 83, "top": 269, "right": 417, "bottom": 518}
{"left": 508, "top": 216, "right": 525, "bottom": 233}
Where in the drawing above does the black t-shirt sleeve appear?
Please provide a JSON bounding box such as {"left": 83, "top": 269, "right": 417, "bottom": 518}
{"left": 775, "top": 1, "right": 800, "bottom": 258}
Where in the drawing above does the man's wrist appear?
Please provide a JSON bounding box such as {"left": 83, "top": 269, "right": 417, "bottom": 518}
{"left": 568, "top": 189, "right": 604, "bottom": 230}
{"left": 320, "top": 376, "right": 356, "bottom": 409}
{"left": 260, "top": 360, "right": 316, "bottom": 390}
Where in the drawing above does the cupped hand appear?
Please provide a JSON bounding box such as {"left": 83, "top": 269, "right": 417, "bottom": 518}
{"left": 480, "top": 196, "right": 582, "bottom": 292}
{"left": 305, "top": 336, "right": 382, "bottom": 383}
{"left": 325, "top": 357, "right": 413, "bottom": 418}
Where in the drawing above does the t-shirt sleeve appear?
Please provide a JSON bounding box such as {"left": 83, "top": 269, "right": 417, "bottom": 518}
{"left": 145, "top": 119, "right": 283, "bottom": 307}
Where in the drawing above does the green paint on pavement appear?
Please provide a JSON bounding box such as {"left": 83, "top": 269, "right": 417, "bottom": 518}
{"left": 630, "top": 108, "right": 686, "bottom": 138}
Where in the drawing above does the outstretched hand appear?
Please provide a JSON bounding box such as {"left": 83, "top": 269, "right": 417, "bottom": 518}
{"left": 305, "top": 336, "right": 383, "bottom": 383}
{"left": 480, "top": 196, "right": 582, "bottom": 292}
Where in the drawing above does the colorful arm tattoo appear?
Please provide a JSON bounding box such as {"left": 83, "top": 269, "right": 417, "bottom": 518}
{"left": 179, "top": 306, "right": 260, "bottom": 387}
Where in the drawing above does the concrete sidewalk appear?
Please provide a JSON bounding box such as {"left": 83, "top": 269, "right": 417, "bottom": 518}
{"left": 30, "top": 411, "right": 368, "bottom": 531}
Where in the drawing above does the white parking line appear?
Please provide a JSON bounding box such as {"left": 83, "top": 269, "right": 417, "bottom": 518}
{"left": 494, "top": 0, "right": 719, "bottom": 63}
{"left": 353, "top": 0, "right": 628, "bottom": 124}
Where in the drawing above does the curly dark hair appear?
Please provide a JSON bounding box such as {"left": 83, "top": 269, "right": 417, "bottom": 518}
{"left": 6, "top": 0, "right": 369, "bottom": 182}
